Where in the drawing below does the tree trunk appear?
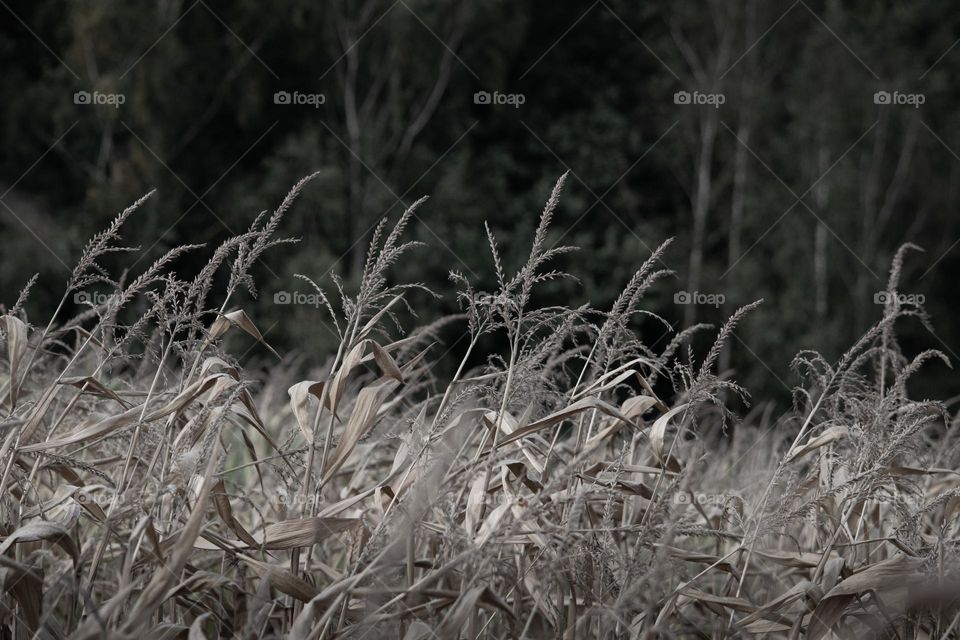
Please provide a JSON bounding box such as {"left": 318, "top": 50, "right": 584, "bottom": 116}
{"left": 814, "top": 141, "right": 829, "bottom": 322}
{"left": 684, "top": 108, "right": 718, "bottom": 328}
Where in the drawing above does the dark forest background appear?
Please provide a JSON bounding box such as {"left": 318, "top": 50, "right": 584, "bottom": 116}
{"left": 2, "top": 0, "right": 960, "bottom": 406}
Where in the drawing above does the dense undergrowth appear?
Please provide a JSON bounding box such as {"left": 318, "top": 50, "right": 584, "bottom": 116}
{"left": 1, "top": 173, "right": 958, "bottom": 639}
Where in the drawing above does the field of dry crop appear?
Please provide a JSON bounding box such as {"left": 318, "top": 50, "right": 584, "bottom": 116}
{"left": 1, "top": 174, "right": 959, "bottom": 639}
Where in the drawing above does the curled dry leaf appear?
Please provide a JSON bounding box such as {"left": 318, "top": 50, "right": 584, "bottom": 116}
{"left": 327, "top": 338, "right": 407, "bottom": 417}
{"left": 188, "top": 612, "right": 212, "bottom": 640}
{"left": 2, "top": 315, "right": 28, "bottom": 407}
{"left": 620, "top": 394, "right": 660, "bottom": 422}
{"left": 649, "top": 403, "right": 688, "bottom": 462}
{"left": 785, "top": 425, "right": 849, "bottom": 462}
{"left": 59, "top": 375, "right": 130, "bottom": 407}
{"left": 206, "top": 309, "right": 280, "bottom": 359}
{"left": 474, "top": 501, "right": 511, "bottom": 548}
{"left": 287, "top": 380, "right": 327, "bottom": 443}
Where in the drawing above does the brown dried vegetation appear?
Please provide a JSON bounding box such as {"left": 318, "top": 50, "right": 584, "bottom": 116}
{"left": 1, "top": 174, "right": 958, "bottom": 638}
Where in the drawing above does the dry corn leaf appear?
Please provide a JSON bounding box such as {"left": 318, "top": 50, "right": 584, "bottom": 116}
{"left": 121, "top": 445, "right": 221, "bottom": 632}
{"left": 482, "top": 410, "right": 544, "bottom": 474}
{"left": 123, "top": 515, "right": 160, "bottom": 586}
{"left": 620, "top": 395, "right": 660, "bottom": 422}
{"left": 785, "top": 425, "right": 849, "bottom": 463}
{"left": 164, "top": 572, "right": 236, "bottom": 603}
{"left": 495, "top": 396, "right": 641, "bottom": 449}
{"left": 320, "top": 377, "right": 400, "bottom": 486}
{"left": 188, "top": 613, "right": 211, "bottom": 640}
{"left": 207, "top": 309, "right": 280, "bottom": 359}
{"left": 328, "top": 338, "right": 407, "bottom": 418}
{"left": 657, "top": 545, "right": 741, "bottom": 578}
{"left": 679, "top": 585, "right": 755, "bottom": 614}
{"left": 370, "top": 341, "right": 403, "bottom": 382}
{"left": 287, "top": 380, "right": 327, "bottom": 443}
{"left": 71, "top": 585, "right": 137, "bottom": 640}
{"left": 576, "top": 369, "right": 636, "bottom": 398}
{"left": 327, "top": 341, "right": 368, "bottom": 416}
{"left": 464, "top": 472, "right": 488, "bottom": 538}
{"left": 212, "top": 479, "right": 259, "bottom": 548}
{"left": 358, "top": 294, "right": 403, "bottom": 340}
{"left": 238, "top": 556, "right": 319, "bottom": 602}
{"left": 888, "top": 464, "right": 960, "bottom": 476}
{"left": 474, "top": 501, "right": 511, "bottom": 548}
{"left": 19, "top": 383, "right": 60, "bottom": 443}
{"left": 742, "top": 619, "right": 793, "bottom": 633}
{"left": 258, "top": 516, "right": 359, "bottom": 550}
{"left": 738, "top": 579, "right": 812, "bottom": 627}
{"left": 59, "top": 375, "right": 130, "bottom": 407}
{"left": 0, "top": 520, "right": 79, "bottom": 566}
{"left": 0, "top": 561, "right": 42, "bottom": 632}
{"left": 2, "top": 315, "right": 28, "bottom": 407}
{"left": 807, "top": 554, "right": 926, "bottom": 640}
{"left": 435, "top": 585, "right": 513, "bottom": 637}
{"left": 821, "top": 556, "right": 845, "bottom": 592}
{"left": 752, "top": 548, "right": 834, "bottom": 569}
{"left": 649, "top": 403, "right": 689, "bottom": 462}
{"left": 653, "top": 591, "right": 680, "bottom": 629}
{"left": 20, "top": 371, "right": 230, "bottom": 452}
{"left": 582, "top": 461, "right": 676, "bottom": 476}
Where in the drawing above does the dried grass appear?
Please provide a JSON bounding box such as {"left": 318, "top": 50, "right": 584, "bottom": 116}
{"left": 0, "top": 174, "right": 958, "bottom": 639}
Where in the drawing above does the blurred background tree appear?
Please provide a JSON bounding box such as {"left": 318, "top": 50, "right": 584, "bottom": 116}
{"left": 2, "top": 0, "right": 959, "bottom": 405}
